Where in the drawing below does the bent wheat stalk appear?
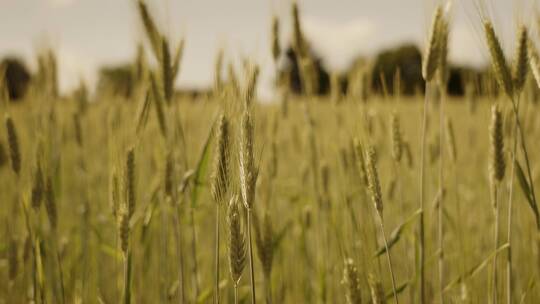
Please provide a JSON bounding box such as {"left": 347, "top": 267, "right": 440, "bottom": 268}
{"left": 211, "top": 114, "right": 230, "bottom": 304}
{"left": 240, "top": 109, "right": 258, "bottom": 304}
{"left": 366, "top": 146, "right": 399, "bottom": 304}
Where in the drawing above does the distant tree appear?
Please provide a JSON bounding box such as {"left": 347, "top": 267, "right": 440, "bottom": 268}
{"left": 370, "top": 44, "right": 423, "bottom": 95}
{"left": 0, "top": 57, "right": 31, "bottom": 101}
{"left": 279, "top": 46, "right": 330, "bottom": 96}
{"left": 96, "top": 65, "right": 134, "bottom": 98}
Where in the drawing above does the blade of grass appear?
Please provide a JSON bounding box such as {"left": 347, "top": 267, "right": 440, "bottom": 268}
{"left": 374, "top": 209, "right": 422, "bottom": 257}
{"left": 443, "top": 243, "right": 509, "bottom": 293}
{"left": 190, "top": 118, "right": 217, "bottom": 207}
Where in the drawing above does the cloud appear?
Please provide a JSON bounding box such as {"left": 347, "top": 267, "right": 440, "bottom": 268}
{"left": 301, "top": 16, "right": 376, "bottom": 71}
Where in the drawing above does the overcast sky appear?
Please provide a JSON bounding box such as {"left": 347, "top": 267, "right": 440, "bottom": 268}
{"left": 0, "top": 0, "right": 534, "bottom": 98}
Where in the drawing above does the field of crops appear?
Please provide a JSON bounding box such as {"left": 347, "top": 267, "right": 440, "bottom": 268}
{"left": 2, "top": 1, "right": 540, "bottom": 304}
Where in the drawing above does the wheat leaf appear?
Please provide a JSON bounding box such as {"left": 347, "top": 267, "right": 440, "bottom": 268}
{"left": 190, "top": 118, "right": 217, "bottom": 207}
{"left": 443, "top": 243, "right": 509, "bottom": 293}
{"left": 374, "top": 209, "right": 422, "bottom": 257}
{"left": 516, "top": 161, "right": 539, "bottom": 217}
{"left": 385, "top": 281, "right": 409, "bottom": 300}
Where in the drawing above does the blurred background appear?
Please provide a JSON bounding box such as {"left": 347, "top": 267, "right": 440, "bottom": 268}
{"left": 0, "top": 0, "right": 535, "bottom": 100}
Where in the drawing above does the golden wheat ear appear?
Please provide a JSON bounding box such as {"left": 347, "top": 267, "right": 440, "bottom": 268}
{"left": 124, "top": 147, "right": 136, "bottom": 219}
{"left": 368, "top": 273, "right": 386, "bottom": 304}
{"left": 5, "top": 116, "right": 21, "bottom": 175}
{"left": 366, "top": 146, "right": 383, "bottom": 215}
{"left": 390, "top": 112, "right": 403, "bottom": 163}
{"left": 161, "top": 37, "right": 173, "bottom": 104}
{"left": 172, "top": 38, "right": 185, "bottom": 81}
{"left": 137, "top": 0, "right": 162, "bottom": 60}
{"left": 118, "top": 206, "right": 130, "bottom": 254}
{"left": 422, "top": 6, "right": 443, "bottom": 82}
{"left": 512, "top": 25, "right": 528, "bottom": 93}
{"left": 211, "top": 114, "right": 230, "bottom": 204}
{"left": 30, "top": 155, "right": 44, "bottom": 210}
{"left": 437, "top": 17, "right": 449, "bottom": 86}
{"left": 484, "top": 21, "right": 513, "bottom": 98}
{"left": 342, "top": 258, "right": 362, "bottom": 304}
{"left": 239, "top": 110, "right": 256, "bottom": 210}
{"left": 489, "top": 104, "right": 505, "bottom": 184}
{"left": 227, "top": 195, "right": 246, "bottom": 285}
{"left": 528, "top": 37, "right": 540, "bottom": 89}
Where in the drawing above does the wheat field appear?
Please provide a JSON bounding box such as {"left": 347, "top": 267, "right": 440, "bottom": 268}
{"left": 2, "top": 1, "right": 540, "bottom": 304}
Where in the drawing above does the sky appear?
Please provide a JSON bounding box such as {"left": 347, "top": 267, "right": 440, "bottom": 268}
{"left": 0, "top": 0, "right": 533, "bottom": 99}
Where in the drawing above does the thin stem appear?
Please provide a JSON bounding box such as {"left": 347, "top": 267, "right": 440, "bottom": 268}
{"left": 37, "top": 236, "right": 46, "bottom": 304}
{"left": 215, "top": 203, "right": 221, "bottom": 304}
{"left": 505, "top": 95, "right": 520, "bottom": 304}
{"left": 190, "top": 207, "right": 200, "bottom": 301}
{"left": 438, "top": 85, "right": 445, "bottom": 304}
{"left": 378, "top": 213, "right": 399, "bottom": 304}
{"left": 264, "top": 273, "right": 273, "bottom": 304}
{"left": 234, "top": 284, "right": 239, "bottom": 304}
{"left": 509, "top": 99, "right": 537, "bottom": 209}
{"left": 19, "top": 183, "right": 38, "bottom": 304}
{"left": 53, "top": 234, "right": 66, "bottom": 304}
{"left": 492, "top": 185, "right": 500, "bottom": 304}
{"left": 123, "top": 251, "right": 132, "bottom": 304}
{"left": 454, "top": 164, "right": 467, "bottom": 296}
{"left": 172, "top": 205, "right": 185, "bottom": 304}
{"left": 509, "top": 98, "right": 538, "bottom": 224}
{"left": 509, "top": 96, "right": 540, "bottom": 276}
{"left": 247, "top": 209, "right": 257, "bottom": 304}
{"left": 392, "top": 160, "right": 404, "bottom": 209}
{"left": 115, "top": 227, "right": 119, "bottom": 303}
{"left": 418, "top": 81, "right": 430, "bottom": 304}
{"left": 160, "top": 204, "right": 169, "bottom": 303}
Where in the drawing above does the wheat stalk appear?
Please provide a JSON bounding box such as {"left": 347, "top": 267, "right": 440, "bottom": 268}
{"left": 118, "top": 205, "right": 131, "bottom": 304}
{"left": 366, "top": 146, "right": 399, "bottom": 304}
{"left": 489, "top": 104, "right": 505, "bottom": 303}
{"left": 436, "top": 14, "right": 450, "bottom": 303}
{"left": 211, "top": 114, "right": 230, "bottom": 304}
{"left": 239, "top": 107, "right": 258, "bottom": 304}
{"left": 445, "top": 118, "right": 456, "bottom": 164}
